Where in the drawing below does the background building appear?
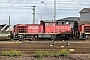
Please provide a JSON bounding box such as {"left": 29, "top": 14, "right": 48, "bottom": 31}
{"left": 79, "top": 8, "right": 90, "bottom": 21}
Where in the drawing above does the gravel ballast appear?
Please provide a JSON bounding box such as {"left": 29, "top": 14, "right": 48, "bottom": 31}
{"left": 0, "top": 54, "right": 90, "bottom": 60}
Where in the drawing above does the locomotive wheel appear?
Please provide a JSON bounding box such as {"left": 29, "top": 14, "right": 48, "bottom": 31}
{"left": 51, "top": 35, "right": 56, "bottom": 40}
{"left": 30, "top": 36, "right": 36, "bottom": 41}
{"left": 86, "top": 35, "right": 90, "bottom": 40}
{"left": 18, "top": 35, "right": 25, "bottom": 41}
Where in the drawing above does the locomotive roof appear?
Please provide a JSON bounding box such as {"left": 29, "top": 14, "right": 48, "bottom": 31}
{"left": 57, "top": 17, "right": 80, "bottom": 22}
{"left": 16, "top": 24, "right": 39, "bottom": 25}
{"left": 42, "top": 17, "right": 80, "bottom": 23}
{"left": 15, "top": 24, "right": 40, "bottom": 26}
{"left": 42, "top": 20, "right": 55, "bottom": 23}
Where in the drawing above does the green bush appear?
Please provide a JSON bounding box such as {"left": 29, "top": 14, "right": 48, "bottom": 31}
{"left": 54, "top": 49, "right": 70, "bottom": 57}
{"left": 1, "top": 50, "right": 22, "bottom": 56}
{"left": 49, "top": 51, "right": 55, "bottom": 57}
{"left": 59, "top": 49, "right": 70, "bottom": 56}
{"left": 43, "top": 51, "right": 51, "bottom": 57}
{"left": 54, "top": 51, "right": 61, "bottom": 57}
{"left": 33, "top": 49, "right": 70, "bottom": 58}
{"left": 33, "top": 51, "right": 52, "bottom": 58}
{"left": 33, "top": 51, "right": 43, "bottom": 58}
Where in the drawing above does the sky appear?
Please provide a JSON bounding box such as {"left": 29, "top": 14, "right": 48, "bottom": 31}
{"left": 0, "top": 0, "right": 90, "bottom": 26}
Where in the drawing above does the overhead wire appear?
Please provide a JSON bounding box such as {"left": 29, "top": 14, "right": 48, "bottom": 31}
{"left": 0, "top": 0, "right": 90, "bottom": 25}
{"left": 0, "top": 0, "right": 90, "bottom": 14}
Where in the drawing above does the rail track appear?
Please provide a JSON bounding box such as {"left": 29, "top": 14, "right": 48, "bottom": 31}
{"left": 0, "top": 41, "right": 90, "bottom": 54}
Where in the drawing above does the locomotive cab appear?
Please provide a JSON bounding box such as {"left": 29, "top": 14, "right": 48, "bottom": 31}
{"left": 75, "top": 21, "right": 90, "bottom": 40}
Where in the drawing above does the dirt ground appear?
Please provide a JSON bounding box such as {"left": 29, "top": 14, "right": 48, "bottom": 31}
{"left": 0, "top": 54, "right": 90, "bottom": 60}
{"left": 0, "top": 40, "right": 90, "bottom": 54}
{"left": 0, "top": 40, "right": 90, "bottom": 60}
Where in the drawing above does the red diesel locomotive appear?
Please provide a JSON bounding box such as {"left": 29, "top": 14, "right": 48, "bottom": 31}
{"left": 12, "top": 20, "right": 71, "bottom": 40}
{"left": 10, "top": 20, "right": 90, "bottom": 40}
